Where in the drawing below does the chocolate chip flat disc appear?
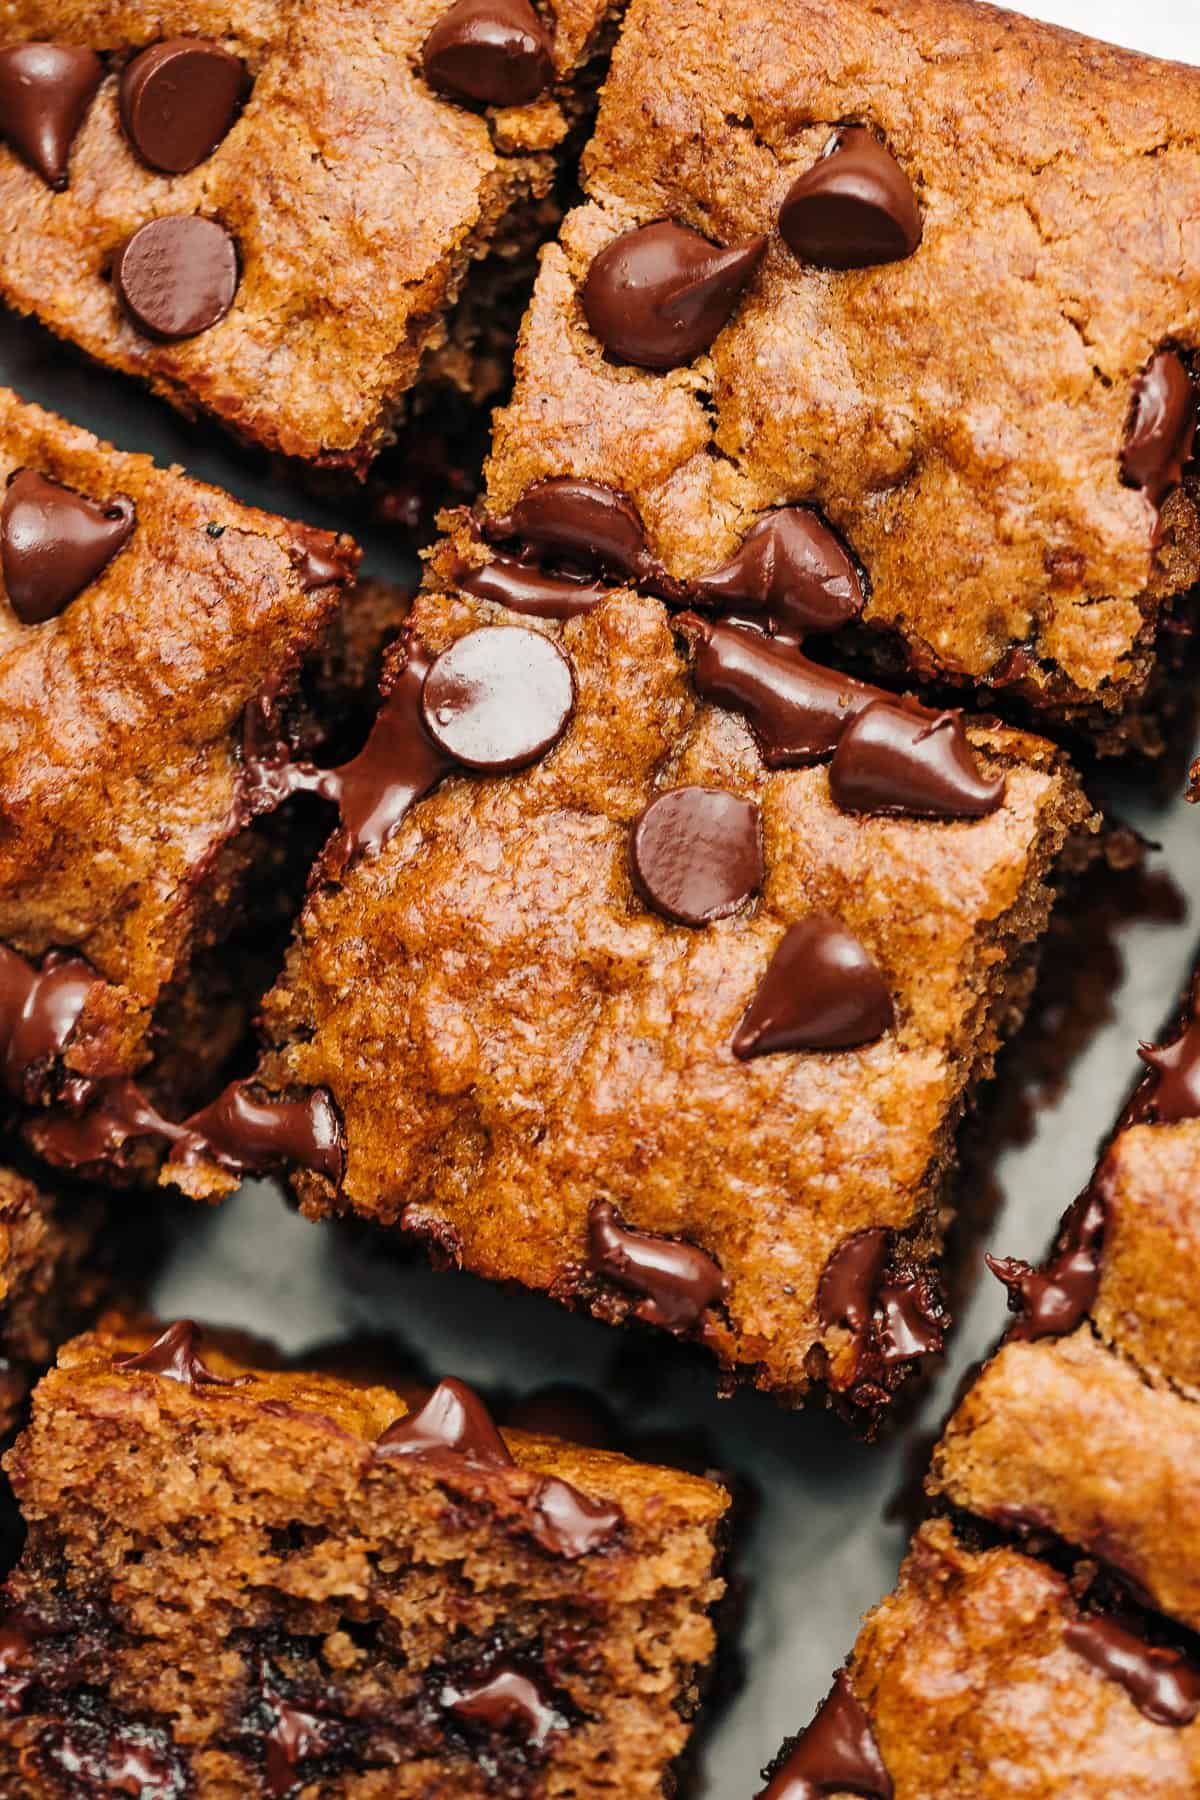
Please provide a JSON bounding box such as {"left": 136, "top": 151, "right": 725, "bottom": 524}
{"left": 630, "top": 786, "right": 763, "bottom": 926}
{"left": 422, "top": 0, "right": 554, "bottom": 108}
{"left": 113, "top": 215, "right": 239, "bottom": 341}
{"left": 780, "top": 125, "right": 922, "bottom": 270}
{"left": 420, "top": 625, "right": 574, "bottom": 771}
{"left": 1, "top": 469, "right": 136, "bottom": 624}
{"left": 733, "top": 911, "right": 894, "bottom": 1058}
{"left": 582, "top": 220, "right": 766, "bottom": 371}
{"left": 0, "top": 42, "right": 102, "bottom": 189}
{"left": 120, "top": 38, "right": 250, "bottom": 174}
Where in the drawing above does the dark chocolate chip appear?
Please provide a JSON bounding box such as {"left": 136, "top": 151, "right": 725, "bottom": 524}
{"left": 829, "top": 701, "right": 1005, "bottom": 819}
{"left": 1137, "top": 1014, "right": 1200, "bottom": 1122}
{"left": 119, "top": 38, "right": 249, "bottom": 174}
{"left": 420, "top": 625, "right": 574, "bottom": 772}
{"left": 1122, "top": 350, "right": 1196, "bottom": 509}
{"left": 680, "top": 615, "right": 889, "bottom": 767}
{"left": 262, "top": 1692, "right": 342, "bottom": 1798}
{"left": 422, "top": 0, "right": 554, "bottom": 108}
{"left": 582, "top": 219, "right": 766, "bottom": 370}
{"left": 171, "top": 1081, "right": 345, "bottom": 1186}
{"left": 733, "top": 913, "right": 894, "bottom": 1058}
{"left": 630, "top": 786, "right": 762, "bottom": 926}
{"left": 374, "top": 1376, "right": 515, "bottom": 1467}
{"left": 818, "top": 1229, "right": 945, "bottom": 1402}
{"left": 2, "top": 469, "right": 135, "bottom": 624}
{"left": 758, "top": 1670, "right": 893, "bottom": 1800}
{"left": 484, "top": 478, "right": 659, "bottom": 585}
{"left": 526, "top": 1475, "right": 623, "bottom": 1557}
{"left": 0, "top": 942, "right": 98, "bottom": 1100}
{"left": 0, "top": 43, "right": 102, "bottom": 189}
{"left": 818, "top": 1229, "right": 886, "bottom": 1342}
{"left": 1065, "top": 1615, "right": 1200, "bottom": 1728}
{"left": 986, "top": 1187, "right": 1106, "bottom": 1342}
{"left": 780, "top": 126, "right": 922, "bottom": 271}
{"left": 113, "top": 214, "right": 239, "bottom": 341}
{"left": 113, "top": 1319, "right": 244, "bottom": 1388}
{"left": 587, "top": 1199, "right": 727, "bottom": 1331}
{"left": 40, "top": 1715, "right": 188, "bottom": 1800}
{"left": 288, "top": 527, "right": 357, "bottom": 592}
{"left": 692, "top": 508, "right": 864, "bottom": 636}
{"left": 441, "top": 1667, "right": 567, "bottom": 1748}
{"left": 457, "top": 552, "right": 610, "bottom": 620}
{"left": 33, "top": 1074, "right": 178, "bottom": 1170}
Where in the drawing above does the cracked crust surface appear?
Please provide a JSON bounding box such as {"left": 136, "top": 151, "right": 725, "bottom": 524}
{"left": 484, "top": 0, "right": 1200, "bottom": 730}
{"left": 0, "top": 0, "right": 614, "bottom": 469}
{"left": 226, "top": 584, "right": 1090, "bottom": 1404}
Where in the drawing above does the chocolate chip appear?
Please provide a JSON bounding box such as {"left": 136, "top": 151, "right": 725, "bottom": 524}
{"left": 779, "top": 126, "right": 922, "bottom": 271}
{"left": 441, "top": 1667, "right": 567, "bottom": 1748}
{"left": 692, "top": 508, "right": 864, "bottom": 637}
{"left": 457, "top": 552, "right": 610, "bottom": 620}
{"left": 1137, "top": 1013, "right": 1200, "bottom": 1121}
{"left": 733, "top": 913, "right": 894, "bottom": 1058}
{"left": 0, "top": 43, "right": 102, "bottom": 189}
{"left": 818, "top": 1228, "right": 946, "bottom": 1409}
{"left": 680, "top": 615, "right": 890, "bottom": 767}
{"left": 172, "top": 1081, "right": 345, "bottom": 1185}
{"left": 829, "top": 701, "right": 1005, "bottom": 819}
{"left": 113, "top": 215, "right": 239, "bottom": 341}
{"left": 40, "top": 1715, "right": 188, "bottom": 1800}
{"left": 630, "top": 786, "right": 762, "bottom": 926}
{"left": 587, "top": 1199, "right": 727, "bottom": 1331}
{"left": 289, "top": 528, "right": 357, "bottom": 592}
{"left": 0, "top": 942, "right": 98, "bottom": 1100}
{"left": 422, "top": 0, "right": 554, "bottom": 108}
{"left": 420, "top": 625, "right": 574, "bottom": 772}
{"left": 582, "top": 219, "right": 766, "bottom": 370}
{"left": 119, "top": 38, "right": 249, "bottom": 173}
{"left": 1122, "top": 350, "right": 1196, "bottom": 508}
{"left": 987, "top": 1188, "right": 1106, "bottom": 1342}
{"left": 525, "top": 1476, "right": 622, "bottom": 1557}
{"left": 1065, "top": 1615, "right": 1200, "bottom": 1728}
{"left": 1, "top": 468, "right": 135, "bottom": 624}
{"left": 484, "top": 478, "right": 658, "bottom": 585}
{"left": 113, "top": 1319, "right": 244, "bottom": 1388}
{"left": 375, "top": 1377, "right": 515, "bottom": 1467}
{"left": 262, "top": 1692, "right": 341, "bottom": 1797}
{"left": 758, "top": 1670, "right": 892, "bottom": 1800}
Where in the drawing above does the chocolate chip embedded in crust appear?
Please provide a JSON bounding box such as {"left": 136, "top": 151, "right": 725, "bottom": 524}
{"left": 120, "top": 39, "right": 250, "bottom": 174}
{"left": 691, "top": 508, "right": 865, "bottom": 638}
{"left": 587, "top": 1200, "right": 727, "bottom": 1332}
{"left": 1064, "top": 1615, "right": 1200, "bottom": 1729}
{"left": 1121, "top": 349, "right": 1197, "bottom": 509}
{"left": 420, "top": 625, "right": 574, "bottom": 772}
{"left": 172, "top": 1081, "right": 346, "bottom": 1185}
{"left": 630, "top": 786, "right": 762, "bottom": 927}
{"left": 582, "top": 220, "right": 766, "bottom": 371}
{"left": 375, "top": 1377, "right": 515, "bottom": 1467}
{"left": 484, "top": 478, "right": 657, "bottom": 585}
{"left": 457, "top": 552, "right": 610, "bottom": 620}
{"left": 0, "top": 43, "right": 102, "bottom": 189}
{"left": 441, "top": 1667, "right": 568, "bottom": 1748}
{"left": 779, "top": 125, "right": 922, "bottom": 271}
{"left": 422, "top": 0, "right": 554, "bottom": 108}
{"left": 1, "top": 469, "right": 135, "bottom": 624}
{"left": 113, "top": 1320, "right": 246, "bottom": 1388}
{"left": 829, "top": 701, "right": 1005, "bottom": 820}
{"left": 0, "top": 942, "right": 99, "bottom": 1100}
{"left": 113, "top": 215, "right": 239, "bottom": 341}
{"left": 526, "top": 1476, "right": 622, "bottom": 1557}
{"left": 757, "top": 1670, "right": 893, "bottom": 1800}
{"left": 733, "top": 912, "right": 894, "bottom": 1058}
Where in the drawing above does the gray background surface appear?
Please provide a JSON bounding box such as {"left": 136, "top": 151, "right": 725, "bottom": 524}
{"left": 4, "top": 1, "right": 1199, "bottom": 1791}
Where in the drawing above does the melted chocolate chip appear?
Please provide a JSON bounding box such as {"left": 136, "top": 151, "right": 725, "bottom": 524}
{"left": 40, "top": 1715, "right": 188, "bottom": 1800}
{"left": 422, "top": 0, "right": 554, "bottom": 107}
{"left": 526, "top": 1476, "right": 623, "bottom": 1558}
{"left": 779, "top": 126, "right": 922, "bottom": 271}
{"left": 680, "top": 615, "right": 889, "bottom": 767}
{"left": 692, "top": 509, "right": 864, "bottom": 637}
{"left": 119, "top": 38, "right": 249, "bottom": 173}
{"left": 829, "top": 701, "right": 1005, "bottom": 819}
{"left": 2, "top": 469, "right": 135, "bottom": 625}
{"left": 375, "top": 1377, "right": 515, "bottom": 1467}
{"left": 262, "top": 1692, "right": 341, "bottom": 1797}
{"left": 587, "top": 1199, "right": 727, "bottom": 1331}
{"left": 582, "top": 219, "right": 766, "bottom": 371}
{"left": 630, "top": 786, "right": 762, "bottom": 926}
{"left": 289, "top": 528, "right": 357, "bottom": 593}
{"left": 758, "top": 1671, "right": 892, "bottom": 1800}
{"left": 170, "top": 1081, "right": 345, "bottom": 1185}
{"left": 442, "top": 1667, "right": 567, "bottom": 1748}
{"left": 0, "top": 942, "right": 98, "bottom": 1100}
{"left": 818, "top": 1230, "right": 886, "bottom": 1341}
{"left": 113, "top": 215, "right": 239, "bottom": 341}
{"left": 733, "top": 913, "right": 894, "bottom": 1058}
{"left": 457, "top": 553, "right": 610, "bottom": 620}
{"left": 818, "top": 1230, "right": 946, "bottom": 1402}
{"left": 420, "top": 625, "right": 574, "bottom": 771}
{"left": 33, "top": 1074, "right": 176, "bottom": 1169}
{"left": 986, "top": 1187, "right": 1106, "bottom": 1341}
{"left": 0, "top": 1616, "right": 32, "bottom": 1715}
{"left": 0, "top": 43, "right": 102, "bottom": 189}
{"left": 1122, "top": 350, "right": 1196, "bottom": 509}
{"left": 112, "top": 1319, "right": 244, "bottom": 1387}
{"left": 484, "top": 478, "right": 663, "bottom": 587}
{"left": 1065, "top": 1615, "right": 1200, "bottom": 1728}
{"left": 1137, "top": 1014, "right": 1200, "bottom": 1122}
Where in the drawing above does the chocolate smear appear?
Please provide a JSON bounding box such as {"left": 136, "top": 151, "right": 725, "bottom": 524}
{"left": 422, "top": 0, "right": 554, "bottom": 108}
{"left": 0, "top": 942, "right": 98, "bottom": 1100}
{"left": 2, "top": 469, "right": 135, "bottom": 624}
{"left": 526, "top": 1475, "right": 622, "bottom": 1558}
{"left": 758, "top": 1670, "right": 893, "bottom": 1799}
{"left": 113, "top": 1319, "right": 245, "bottom": 1388}
{"left": 630, "top": 786, "right": 762, "bottom": 926}
{"left": 120, "top": 38, "right": 249, "bottom": 174}
{"left": 0, "top": 43, "right": 102, "bottom": 188}
{"left": 779, "top": 125, "right": 922, "bottom": 271}
{"left": 457, "top": 552, "right": 610, "bottom": 620}
{"left": 818, "top": 1229, "right": 946, "bottom": 1404}
{"left": 441, "top": 1667, "right": 568, "bottom": 1748}
{"left": 374, "top": 1377, "right": 515, "bottom": 1467}
{"left": 171, "top": 1082, "right": 345, "bottom": 1185}
{"left": 582, "top": 219, "right": 766, "bottom": 371}
{"left": 113, "top": 214, "right": 239, "bottom": 341}
{"left": 732, "top": 913, "right": 894, "bottom": 1058}
{"left": 484, "top": 478, "right": 666, "bottom": 588}
{"left": 692, "top": 508, "right": 864, "bottom": 637}
{"left": 987, "top": 1187, "right": 1106, "bottom": 1341}
{"left": 1065, "top": 1615, "right": 1200, "bottom": 1727}
{"left": 1137, "top": 1014, "right": 1200, "bottom": 1123}
{"left": 1122, "top": 350, "right": 1196, "bottom": 510}
{"left": 830, "top": 701, "right": 1005, "bottom": 819}
{"left": 587, "top": 1200, "right": 727, "bottom": 1331}
{"left": 420, "top": 625, "right": 574, "bottom": 772}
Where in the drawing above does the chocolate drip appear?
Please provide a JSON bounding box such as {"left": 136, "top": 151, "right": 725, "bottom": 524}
{"left": 733, "top": 913, "right": 894, "bottom": 1058}
{"left": 526, "top": 1476, "right": 622, "bottom": 1558}
{"left": 581, "top": 220, "right": 766, "bottom": 371}
{"left": 172, "top": 1082, "right": 345, "bottom": 1185}
{"left": 692, "top": 508, "right": 864, "bottom": 637}
{"left": 441, "top": 1666, "right": 568, "bottom": 1749}
{"left": 818, "top": 1230, "right": 946, "bottom": 1403}
{"left": 2, "top": 469, "right": 136, "bottom": 625}
{"left": 1137, "top": 1015, "right": 1200, "bottom": 1123}
{"left": 1122, "top": 350, "right": 1196, "bottom": 510}
{"left": 0, "top": 43, "right": 103, "bottom": 188}
{"left": 779, "top": 125, "right": 922, "bottom": 271}
{"left": 0, "top": 942, "right": 98, "bottom": 1101}
{"left": 1065, "top": 1615, "right": 1200, "bottom": 1727}
{"left": 289, "top": 528, "right": 358, "bottom": 593}
{"left": 483, "top": 478, "right": 670, "bottom": 589}
{"left": 422, "top": 0, "right": 555, "bottom": 108}
{"left": 586, "top": 1199, "right": 727, "bottom": 1331}
{"left": 987, "top": 1188, "right": 1106, "bottom": 1341}
{"left": 375, "top": 1377, "right": 514, "bottom": 1467}
{"left": 679, "top": 615, "right": 889, "bottom": 767}
{"left": 456, "top": 552, "right": 610, "bottom": 619}
{"left": 829, "top": 701, "right": 1005, "bottom": 819}
{"left": 34, "top": 1075, "right": 175, "bottom": 1168}
{"left": 758, "top": 1671, "right": 893, "bottom": 1799}
{"left": 113, "top": 1319, "right": 245, "bottom": 1388}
